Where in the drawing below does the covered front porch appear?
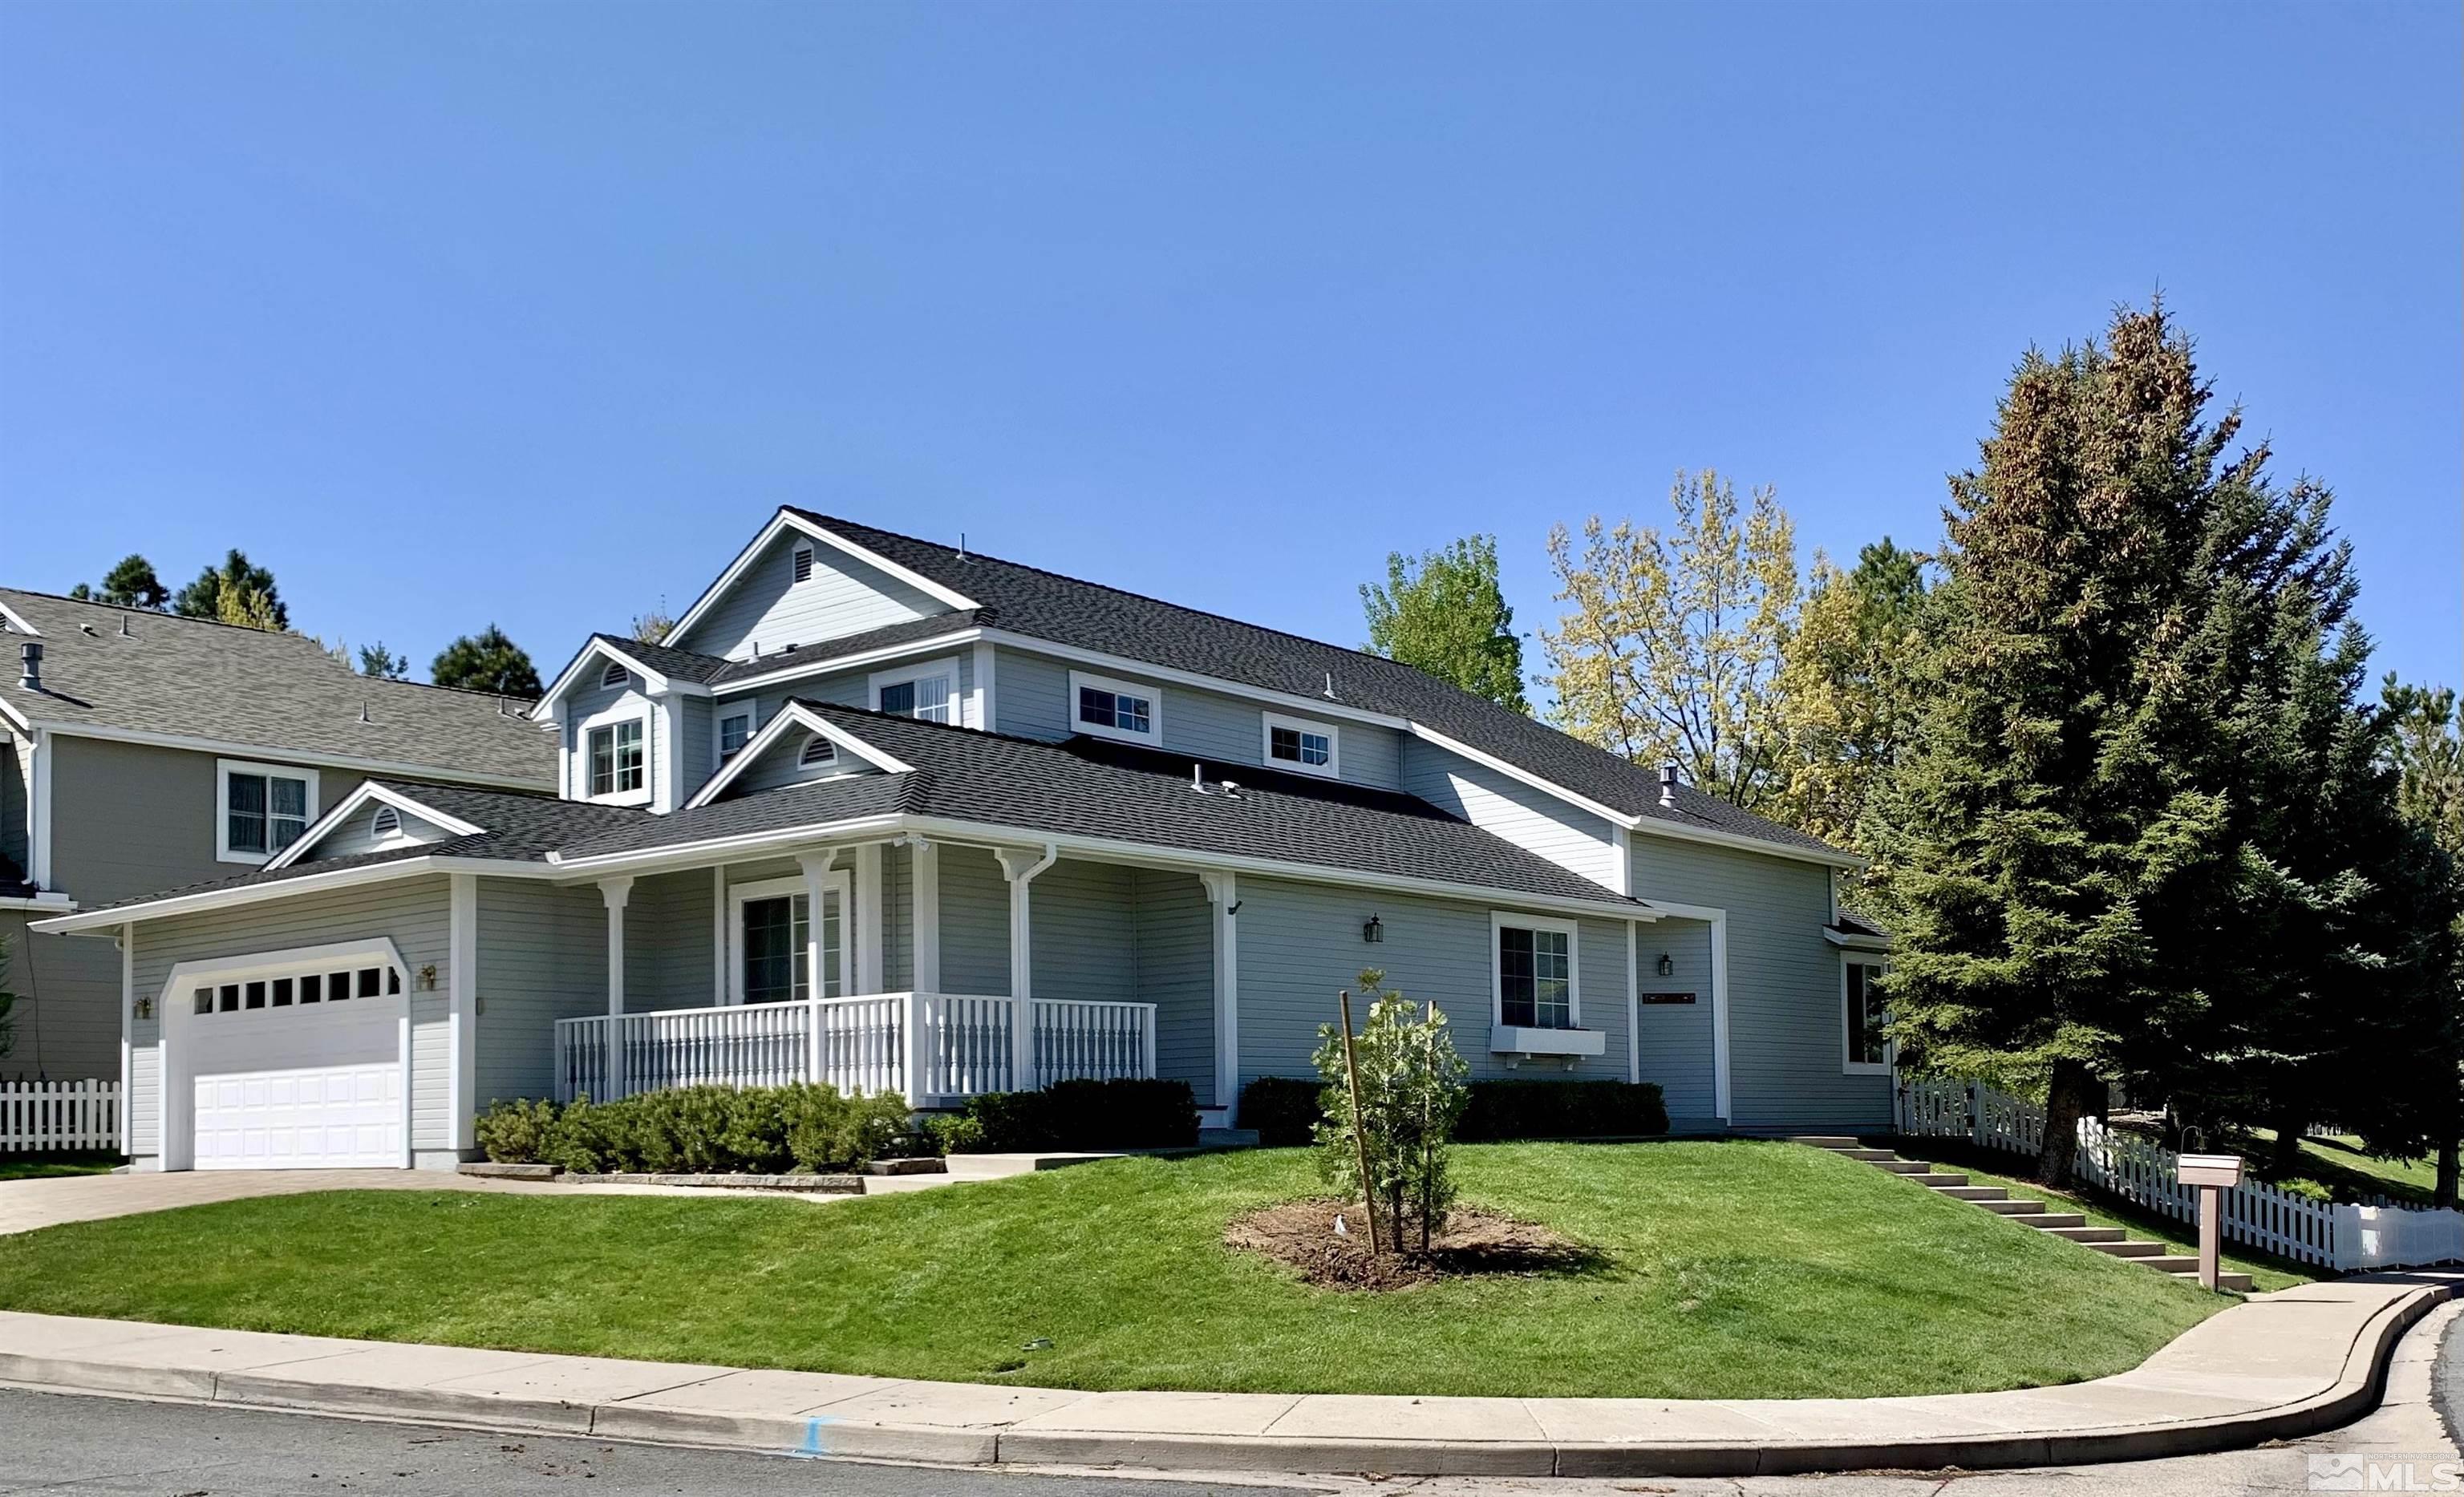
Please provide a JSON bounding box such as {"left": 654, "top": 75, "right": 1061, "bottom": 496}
{"left": 545, "top": 837, "right": 1230, "bottom": 1111}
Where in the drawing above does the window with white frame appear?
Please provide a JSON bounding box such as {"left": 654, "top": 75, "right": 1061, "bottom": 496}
{"left": 1262, "top": 711, "right": 1338, "bottom": 777}
{"left": 871, "top": 657, "right": 958, "bottom": 722}
{"left": 717, "top": 709, "right": 754, "bottom": 765}
{"left": 1068, "top": 670, "right": 1160, "bottom": 744}
{"left": 1493, "top": 915, "right": 1578, "bottom": 1030}
{"left": 216, "top": 761, "right": 319, "bottom": 864}
{"left": 799, "top": 734, "right": 837, "bottom": 767}
{"left": 190, "top": 957, "right": 400, "bottom": 1016}
{"left": 1843, "top": 961, "right": 1890, "bottom": 1074}
{"left": 586, "top": 718, "right": 646, "bottom": 799}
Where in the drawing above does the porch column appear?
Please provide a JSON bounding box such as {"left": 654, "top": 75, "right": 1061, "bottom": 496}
{"left": 996, "top": 846, "right": 1059, "bottom": 1090}
{"left": 1201, "top": 872, "right": 1239, "bottom": 1119}
{"left": 600, "top": 876, "right": 633, "bottom": 1098}
{"left": 449, "top": 872, "right": 478, "bottom": 1153}
{"left": 910, "top": 839, "right": 941, "bottom": 993}
{"left": 797, "top": 851, "right": 836, "bottom": 1086}
{"left": 854, "top": 843, "right": 886, "bottom": 994}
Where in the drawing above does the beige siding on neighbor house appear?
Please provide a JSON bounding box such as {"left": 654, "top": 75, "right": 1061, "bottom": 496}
{"left": 0, "top": 910, "right": 120, "bottom": 1083}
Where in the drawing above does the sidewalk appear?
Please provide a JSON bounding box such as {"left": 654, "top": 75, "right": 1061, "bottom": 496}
{"left": 0, "top": 1276, "right": 2449, "bottom": 1478}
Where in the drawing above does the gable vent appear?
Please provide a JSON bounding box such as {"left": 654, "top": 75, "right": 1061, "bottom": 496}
{"left": 371, "top": 805, "right": 403, "bottom": 839}
{"left": 601, "top": 660, "right": 627, "bottom": 689}
{"left": 800, "top": 734, "right": 837, "bottom": 767}
{"left": 792, "top": 545, "right": 816, "bottom": 585}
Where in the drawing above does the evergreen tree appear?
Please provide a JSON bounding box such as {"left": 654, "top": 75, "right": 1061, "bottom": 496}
{"left": 1360, "top": 536, "right": 1528, "bottom": 713}
{"left": 359, "top": 642, "right": 410, "bottom": 680}
{"left": 432, "top": 625, "right": 541, "bottom": 696}
{"left": 68, "top": 554, "right": 169, "bottom": 610}
{"left": 173, "top": 549, "right": 289, "bottom": 632}
{"left": 1866, "top": 300, "right": 2442, "bottom": 1185}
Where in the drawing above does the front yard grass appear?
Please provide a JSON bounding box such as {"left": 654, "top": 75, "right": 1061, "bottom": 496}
{"left": 0, "top": 1141, "right": 2231, "bottom": 1399}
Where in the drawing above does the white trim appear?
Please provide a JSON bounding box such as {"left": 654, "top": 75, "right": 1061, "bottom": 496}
{"left": 155, "top": 936, "right": 411, "bottom": 1171}
{"left": 1260, "top": 710, "right": 1340, "bottom": 779}
{"left": 1202, "top": 871, "right": 1239, "bottom": 1115}
{"left": 214, "top": 759, "right": 322, "bottom": 866}
{"left": 532, "top": 636, "right": 707, "bottom": 715}
{"left": 0, "top": 599, "right": 41, "bottom": 637}
{"left": 0, "top": 892, "right": 74, "bottom": 912}
{"left": 119, "top": 923, "right": 133, "bottom": 1156}
{"left": 911, "top": 839, "right": 941, "bottom": 993}
{"left": 728, "top": 868, "right": 852, "bottom": 1003}
{"left": 449, "top": 872, "right": 478, "bottom": 1151}
{"left": 1625, "top": 920, "right": 1640, "bottom": 1085}
{"left": 33, "top": 854, "right": 561, "bottom": 933}
{"left": 995, "top": 844, "right": 1060, "bottom": 1086}
{"left": 1823, "top": 924, "right": 1893, "bottom": 953}
{"left": 970, "top": 642, "right": 996, "bottom": 731}
{"left": 577, "top": 703, "right": 652, "bottom": 807}
{"left": 708, "top": 628, "right": 985, "bottom": 698}
{"left": 1608, "top": 826, "right": 1633, "bottom": 896}
{"left": 663, "top": 511, "right": 979, "bottom": 652}
{"left": 869, "top": 656, "right": 962, "bottom": 723}
{"left": 1066, "top": 668, "right": 1163, "bottom": 746}
{"left": 854, "top": 842, "right": 886, "bottom": 993}
{"left": 683, "top": 703, "right": 914, "bottom": 809}
{"left": 27, "top": 728, "right": 52, "bottom": 888}
{"left": 1649, "top": 899, "right": 1731, "bottom": 1122}
{"left": 0, "top": 691, "right": 34, "bottom": 734}
{"left": 1489, "top": 911, "right": 1583, "bottom": 1030}
{"left": 40, "top": 722, "right": 553, "bottom": 792}
{"left": 268, "top": 781, "right": 488, "bottom": 871}
{"left": 1842, "top": 956, "right": 1891, "bottom": 1075}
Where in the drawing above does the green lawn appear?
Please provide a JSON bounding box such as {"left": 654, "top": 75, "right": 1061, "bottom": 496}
{"left": 1883, "top": 1137, "right": 2320, "bottom": 1293}
{"left": 0, "top": 1153, "right": 119, "bottom": 1183}
{"left": 0, "top": 1142, "right": 2231, "bottom": 1399}
{"left": 2255, "top": 1131, "right": 2440, "bottom": 1207}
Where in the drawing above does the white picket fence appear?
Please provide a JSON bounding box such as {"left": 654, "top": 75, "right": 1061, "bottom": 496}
{"left": 0, "top": 1079, "right": 121, "bottom": 1153}
{"left": 1895, "top": 1076, "right": 2464, "bottom": 1272}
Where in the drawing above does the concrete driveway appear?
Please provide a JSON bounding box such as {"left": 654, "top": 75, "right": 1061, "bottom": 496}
{"left": 0, "top": 1168, "right": 571, "bottom": 1235}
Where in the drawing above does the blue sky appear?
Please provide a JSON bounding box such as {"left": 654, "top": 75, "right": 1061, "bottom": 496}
{"left": 4, "top": 2, "right": 2457, "bottom": 695}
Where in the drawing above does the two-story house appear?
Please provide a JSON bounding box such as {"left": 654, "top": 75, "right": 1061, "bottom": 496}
{"left": 37, "top": 512, "right": 1892, "bottom": 1171}
{"left": 0, "top": 590, "right": 557, "bottom": 1092}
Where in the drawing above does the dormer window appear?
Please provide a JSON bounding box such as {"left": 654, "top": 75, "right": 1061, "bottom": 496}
{"left": 1263, "top": 711, "right": 1339, "bottom": 778}
{"left": 800, "top": 734, "right": 837, "bottom": 767}
{"left": 600, "top": 660, "right": 628, "bottom": 689}
{"left": 871, "top": 657, "right": 958, "bottom": 723}
{"left": 792, "top": 545, "right": 816, "bottom": 585}
{"left": 718, "top": 710, "right": 753, "bottom": 765}
{"left": 370, "top": 804, "right": 403, "bottom": 840}
{"left": 587, "top": 719, "right": 646, "bottom": 799}
{"left": 1068, "top": 670, "right": 1161, "bottom": 745}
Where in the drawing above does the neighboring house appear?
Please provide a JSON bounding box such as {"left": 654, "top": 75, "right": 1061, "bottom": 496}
{"left": 37, "top": 512, "right": 1888, "bottom": 1172}
{"left": 0, "top": 589, "right": 558, "bottom": 1087}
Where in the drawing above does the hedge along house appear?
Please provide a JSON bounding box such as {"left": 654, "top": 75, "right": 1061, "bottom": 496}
{"left": 39, "top": 511, "right": 1886, "bottom": 1171}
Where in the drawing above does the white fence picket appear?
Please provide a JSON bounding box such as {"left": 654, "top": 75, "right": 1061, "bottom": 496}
{"left": 1893, "top": 1075, "right": 2461, "bottom": 1271}
{"left": 0, "top": 1079, "right": 121, "bottom": 1153}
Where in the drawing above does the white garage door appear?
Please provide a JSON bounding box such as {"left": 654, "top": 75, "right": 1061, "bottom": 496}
{"left": 184, "top": 960, "right": 404, "bottom": 1170}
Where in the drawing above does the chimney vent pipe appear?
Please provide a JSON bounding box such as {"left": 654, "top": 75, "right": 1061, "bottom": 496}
{"left": 18, "top": 641, "right": 40, "bottom": 691}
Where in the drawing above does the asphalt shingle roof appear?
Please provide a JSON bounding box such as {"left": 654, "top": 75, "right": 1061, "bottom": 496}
{"left": 1, "top": 591, "right": 559, "bottom": 787}
{"left": 555, "top": 703, "right": 1647, "bottom": 908}
{"left": 782, "top": 512, "right": 1846, "bottom": 860}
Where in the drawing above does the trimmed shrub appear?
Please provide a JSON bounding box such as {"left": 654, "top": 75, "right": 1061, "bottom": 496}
{"left": 1457, "top": 1079, "right": 1668, "bottom": 1142}
{"left": 1238, "top": 1076, "right": 1321, "bottom": 1148}
{"left": 934, "top": 1078, "right": 1199, "bottom": 1153}
{"left": 475, "top": 1084, "right": 910, "bottom": 1175}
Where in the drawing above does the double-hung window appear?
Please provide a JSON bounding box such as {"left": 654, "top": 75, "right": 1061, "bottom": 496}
{"left": 1494, "top": 917, "right": 1578, "bottom": 1030}
{"left": 217, "top": 761, "right": 318, "bottom": 864}
{"left": 871, "top": 658, "right": 958, "bottom": 723}
{"left": 717, "top": 710, "right": 754, "bottom": 765}
{"left": 1068, "top": 670, "right": 1161, "bottom": 745}
{"left": 1262, "top": 711, "right": 1338, "bottom": 777}
{"left": 1844, "top": 962, "right": 1891, "bottom": 1074}
{"left": 588, "top": 720, "right": 646, "bottom": 799}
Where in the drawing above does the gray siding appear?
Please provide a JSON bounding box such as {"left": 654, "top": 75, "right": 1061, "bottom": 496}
{"left": 623, "top": 869, "right": 715, "bottom": 1009}
{"left": 884, "top": 843, "right": 913, "bottom": 992}
{"left": 1131, "top": 868, "right": 1214, "bottom": 1106}
{"left": 675, "top": 530, "right": 948, "bottom": 662}
{"left": 127, "top": 874, "right": 452, "bottom": 1163}
{"left": 937, "top": 844, "right": 1011, "bottom": 996}
{"left": 1633, "top": 916, "right": 1718, "bottom": 1125}
{"left": 2, "top": 733, "right": 26, "bottom": 870}
{"left": 1028, "top": 860, "right": 1136, "bottom": 1005}
{"left": 1230, "top": 875, "right": 1631, "bottom": 1089}
{"left": 476, "top": 878, "right": 607, "bottom": 1108}
{"left": 51, "top": 735, "right": 279, "bottom": 904}
{"left": 1631, "top": 836, "right": 1886, "bottom": 1130}
{"left": 1400, "top": 738, "right": 1622, "bottom": 888}
{"left": 0, "top": 911, "right": 120, "bottom": 1082}
{"left": 991, "top": 645, "right": 1404, "bottom": 791}
{"left": 307, "top": 799, "right": 455, "bottom": 860}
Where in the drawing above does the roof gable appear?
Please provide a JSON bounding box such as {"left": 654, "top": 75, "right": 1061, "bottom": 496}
{"left": 666, "top": 512, "right": 974, "bottom": 663}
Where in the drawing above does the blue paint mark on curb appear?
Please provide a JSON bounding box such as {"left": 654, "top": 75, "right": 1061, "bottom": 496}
{"left": 786, "top": 1415, "right": 835, "bottom": 1459}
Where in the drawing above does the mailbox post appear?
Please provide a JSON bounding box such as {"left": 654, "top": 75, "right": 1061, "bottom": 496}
{"left": 2178, "top": 1153, "right": 2246, "bottom": 1290}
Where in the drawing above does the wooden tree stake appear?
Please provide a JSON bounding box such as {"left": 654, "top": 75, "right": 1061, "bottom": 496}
{"left": 1336, "top": 988, "right": 1380, "bottom": 1256}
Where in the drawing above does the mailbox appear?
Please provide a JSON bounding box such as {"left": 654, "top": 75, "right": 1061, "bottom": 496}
{"left": 2178, "top": 1153, "right": 2245, "bottom": 1187}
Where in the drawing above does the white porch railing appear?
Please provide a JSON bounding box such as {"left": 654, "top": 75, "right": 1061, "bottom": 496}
{"left": 552, "top": 993, "right": 1157, "bottom": 1107}
{"left": 0, "top": 1079, "right": 120, "bottom": 1153}
{"left": 1895, "top": 1076, "right": 2462, "bottom": 1272}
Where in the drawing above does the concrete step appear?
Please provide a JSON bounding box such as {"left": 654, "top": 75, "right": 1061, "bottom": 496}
{"left": 2021, "top": 1212, "right": 2088, "bottom": 1228}
{"left": 2039, "top": 1225, "right": 2126, "bottom": 1244}
{"left": 2135, "top": 1255, "right": 2203, "bottom": 1274}
{"left": 1874, "top": 1159, "right": 1933, "bottom": 1175}
{"left": 1980, "top": 1198, "right": 2048, "bottom": 1215}
{"left": 1789, "top": 1135, "right": 1864, "bottom": 1148}
{"left": 1913, "top": 1172, "right": 1972, "bottom": 1188}
{"left": 1834, "top": 1147, "right": 1899, "bottom": 1162}
{"left": 1930, "top": 1185, "right": 2007, "bottom": 1201}
{"left": 2085, "top": 1240, "right": 2165, "bottom": 1258}
{"left": 941, "top": 1151, "right": 1122, "bottom": 1179}
{"left": 2152, "top": 1262, "right": 2256, "bottom": 1293}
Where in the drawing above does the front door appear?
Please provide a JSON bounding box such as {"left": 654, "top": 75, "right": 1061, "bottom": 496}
{"left": 731, "top": 873, "right": 849, "bottom": 1004}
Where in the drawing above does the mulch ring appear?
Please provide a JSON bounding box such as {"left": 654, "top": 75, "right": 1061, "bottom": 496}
{"left": 1225, "top": 1197, "right": 1599, "bottom": 1291}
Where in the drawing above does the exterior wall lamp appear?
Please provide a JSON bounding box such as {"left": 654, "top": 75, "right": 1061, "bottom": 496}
{"left": 1656, "top": 952, "right": 1676, "bottom": 978}
{"left": 1363, "top": 915, "right": 1384, "bottom": 944}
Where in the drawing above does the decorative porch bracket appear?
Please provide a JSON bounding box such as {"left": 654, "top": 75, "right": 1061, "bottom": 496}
{"left": 995, "top": 844, "right": 1060, "bottom": 1091}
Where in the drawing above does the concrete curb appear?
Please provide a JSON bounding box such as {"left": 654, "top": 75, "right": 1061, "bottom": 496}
{"left": 0, "top": 1280, "right": 2448, "bottom": 1477}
